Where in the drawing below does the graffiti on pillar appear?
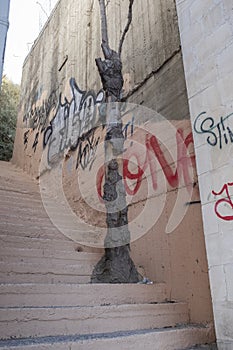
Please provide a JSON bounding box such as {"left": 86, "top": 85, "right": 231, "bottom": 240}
{"left": 194, "top": 111, "right": 233, "bottom": 149}
{"left": 212, "top": 182, "right": 233, "bottom": 221}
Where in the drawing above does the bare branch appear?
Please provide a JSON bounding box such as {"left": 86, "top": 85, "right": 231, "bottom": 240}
{"left": 118, "top": 0, "right": 134, "bottom": 57}
{"left": 98, "top": 0, "right": 109, "bottom": 48}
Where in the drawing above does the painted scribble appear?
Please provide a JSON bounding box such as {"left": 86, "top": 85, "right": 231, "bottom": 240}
{"left": 97, "top": 129, "right": 194, "bottom": 199}
{"left": 23, "top": 130, "right": 30, "bottom": 150}
{"left": 23, "top": 90, "right": 57, "bottom": 131}
{"left": 75, "top": 128, "right": 100, "bottom": 171}
{"left": 23, "top": 78, "right": 195, "bottom": 219}
{"left": 23, "top": 90, "right": 58, "bottom": 151}
{"left": 23, "top": 78, "right": 104, "bottom": 162}
{"left": 212, "top": 183, "right": 233, "bottom": 221}
{"left": 44, "top": 78, "right": 104, "bottom": 164}
{"left": 194, "top": 111, "right": 233, "bottom": 149}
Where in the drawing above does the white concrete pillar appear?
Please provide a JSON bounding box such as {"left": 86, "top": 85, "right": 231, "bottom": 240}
{"left": 175, "top": 0, "right": 233, "bottom": 349}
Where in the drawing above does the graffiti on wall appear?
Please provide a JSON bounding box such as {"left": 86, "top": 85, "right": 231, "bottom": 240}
{"left": 212, "top": 183, "right": 233, "bottom": 221}
{"left": 23, "top": 78, "right": 104, "bottom": 160}
{"left": 23, "top": 90, "right": 57, "bottom": 130}
{"left": 23, "top": 130, "right": 30, "bottom": 150}
{"left": 75, "top": 128, "right": 100, "bottom": 171}
{"left": 194, "top": 111, "right": 233, "bottom": 149}
{"left": 23, "top": 90, "right": 58, "bottom": 152}
{"left": 194, "top": 111, "right": 233, "bottom": 221}
{"left": 43, "top": 78, "right": 104, "bottom": 164}
{"left": 97, "top": 128, "right": 194, "bottom": 199}
{"left": 23, "top": 77, "right": 196, "bottom": 239}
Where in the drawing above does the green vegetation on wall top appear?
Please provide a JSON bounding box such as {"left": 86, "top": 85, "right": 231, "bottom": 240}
{"left": 0, "top": 76, "right": 20, "bottom": 161}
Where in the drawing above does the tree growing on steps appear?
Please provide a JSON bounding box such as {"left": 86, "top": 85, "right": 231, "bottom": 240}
{"left": 91, "top": 0, "right": 142, "bottom": 283}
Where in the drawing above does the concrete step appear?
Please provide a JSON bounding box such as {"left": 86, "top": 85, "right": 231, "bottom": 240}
{"left": 0, "top": 302, "right": 189, "bottom": 340}
{"left": 0, "top": 246, "right": 101, "bottom": 261}
{"left": 0, "top": 225, "right": 73, "bottom": 240}
{"left": 184, "top": 344, "right": 217, "bottom": 350}
{"left": 0, "top": 257, "right": 100, "bottom": 284}
{"left": 0, "top": 216, "right": 100, "bottom": 242}
{"left": 0, "top": 166, "right": 39, "bottom": 187}
{"left": 0, "top": 205, "right": 53, "bottom": 219}
{"left": 0, "top": 213, "right": 56, "bottom": 227}
{"left": 0, "top": 181, "right": 39, "bottom": 192}
{"left": 0, "top": 174, "right": 39, "bottom": 186}
{"left": 0, "top": 234, "right": 84, "bottom": 251}
{"left": 0, "top": 188, "right": 41, "bottom": 200}
{"left": 0, "top": 324, "right": 215, "bottom": 350}
{"left": 0, "top": 191, "right": 44, "bottom": 206}
{"left": 0, "top": 203, "right": 75, "bottom": 221}
{"left": 0, "top": 283, "right": 167, "bottom": 307}
{"left": 0, "top": 273, "right": 90, "bottom": 284}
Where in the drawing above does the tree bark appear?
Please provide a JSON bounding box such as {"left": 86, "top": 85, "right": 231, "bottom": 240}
{"left": 91, "top": 0, "right": 141, "bottom": 283}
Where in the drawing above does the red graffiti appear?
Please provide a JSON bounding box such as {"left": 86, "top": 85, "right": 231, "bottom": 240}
{"left": 96, "top": 129, "right": 195, "bottom": 200}
{"left": 212, "top": 183, "right": 233, "bottom": 221}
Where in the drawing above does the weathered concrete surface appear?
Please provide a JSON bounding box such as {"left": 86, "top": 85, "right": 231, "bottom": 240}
{"left": 127, "top": 51, "right": 190, "bottom": 120}
{"left": 12, "top": 0, "right": 188, "bottom": 175}
{"left": 10, "top": 0, "right": 213, "bottom": 328}
{"left": 185, "top": 345, "right": 217, "bottom": 350}
{"left": 0, "top": 302, "right": 189, "bottom": 339}
{"left": 0, "top": 161, "right": 215, "bottom": 348}
{"left": 0, "top": 282, "right": 167, "bottom": 308}
{"left": 175, "top": 0, "right": 233, "bottom": 348}
{"left": 0, "top": 161, "right": 101, "bottom": 285}
{"left": 0, "top": 325, "right": 215, "bottom": 350}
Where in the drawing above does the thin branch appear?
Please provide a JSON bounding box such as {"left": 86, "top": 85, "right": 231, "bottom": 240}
{"left": 98, "top": 0, "right": 109, "bottom": 48}
{"left": 118, "top": 0, "right": 134, "bottom": 57}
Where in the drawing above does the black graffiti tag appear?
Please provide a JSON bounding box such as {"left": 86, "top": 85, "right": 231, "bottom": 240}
{"left": 43, "top": 78, "right": 104, "bottom": 164}
{"left": 194, "top": 111, "right": 233, "bottom": 149}
{"left": 23, "top": 130, "right": 30, "bottom": 149}
{"left": 76, "top": 129, "right": 100, "bottom": 171}
{"left": 23, "top": 91, "right": 57, "bottom": 131}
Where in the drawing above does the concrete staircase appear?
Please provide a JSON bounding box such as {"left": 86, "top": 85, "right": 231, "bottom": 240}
{"left": 0, "top": 161, "right": 215, "bottom": 349}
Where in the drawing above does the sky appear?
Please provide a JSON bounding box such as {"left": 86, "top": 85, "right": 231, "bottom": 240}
{"left": 4, "top": 0, "right": 58, "bottom": 85}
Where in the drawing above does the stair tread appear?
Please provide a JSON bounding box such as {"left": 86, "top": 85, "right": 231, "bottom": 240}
{"left": 0, "top": 282, "right": 167, "bottom": 307}
{"left": 0, "top": 324, "right": 215, "bottom": 349}
{"left": 0, "top": 249, "right": 101, "bottom": 261}
{"left": 0, "top": 234, "right": 97, "bottom": 253}
{"left": 0, "top": 301, "right": 187, "bottom": 312}
{"left": 183, "top": 345, "right": 217, "bottom": 350}
{"left": 0, "top": 164, "right": 215, "bottom": 347}
{"left": 0, "top": 303, "right": 189, "bottom": 340}
{"left": 0, "top": 324, "right": 210, "bottom": 342}
{"left": 0, "top": 260, "right": 97, "bottom": 268}
{"left": 0, "top": 282, "right": 165, "bottom": 288}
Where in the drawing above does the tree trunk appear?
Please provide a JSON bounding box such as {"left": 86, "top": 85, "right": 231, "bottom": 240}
{"left": 91, "top": 0, "right": 141, "bottom": 283}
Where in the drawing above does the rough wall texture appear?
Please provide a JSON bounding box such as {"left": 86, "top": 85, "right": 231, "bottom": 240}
{"left": 12, "top": 0, "right": 213, "bottom": 324}
{"left": 175, "top": 0, "right": 233, "bottom": 348}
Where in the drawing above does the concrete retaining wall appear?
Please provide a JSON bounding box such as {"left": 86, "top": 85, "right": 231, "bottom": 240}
{"left": 12, "top": 0, "right": 213, "bottom": 325}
